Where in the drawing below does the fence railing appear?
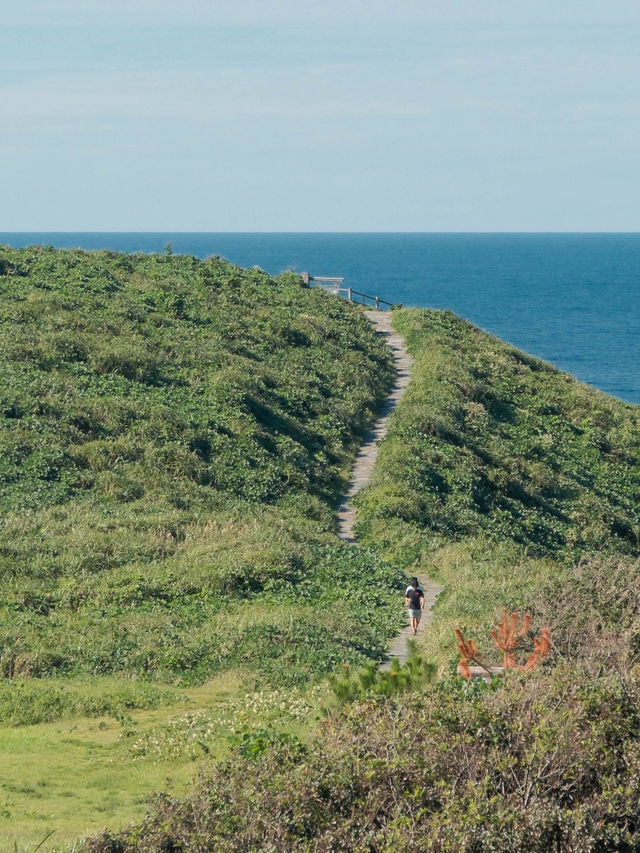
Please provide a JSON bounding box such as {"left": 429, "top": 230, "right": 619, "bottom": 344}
{"left": 314, "top": 283, "right": 393, "bottom": 310}
{"left": 339, "top": 287, "right": 393, "bottom": 309}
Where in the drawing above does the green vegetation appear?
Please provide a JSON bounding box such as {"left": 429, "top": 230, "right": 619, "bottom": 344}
{"left": 356, "top": 308, "right": 640, "bottom": 661}
{"left": 5, "top": 269, "right": 640, "bottom": 852}
{"left": 328, "top": 641, "right": 436, "bottom": 701}
{"left": 0, "top": 245, "right": 406, "bottom": 848}
{"left": 0, "top": 677, "right": 249, "bottom": 851}
{"left": 85, "top": 308, "right": 640, "bottom": 852}
{"left": 0, "top": 245, "right": 400, "bottom": 689}
{"left": 357, "top": 308, "right": 640, "bottom": 563}
{"left": 0, "top": 677, "right": 183, "bottom": 727}
{"left": 89, "top": 664, "right": 640, "bottom": 852}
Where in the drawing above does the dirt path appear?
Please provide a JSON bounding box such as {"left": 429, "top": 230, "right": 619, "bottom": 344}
{"left": 337, "top": 311, "right": 411, "bottom": 543}
{"left": 337, "top": 310, "right": 443, "bottom": 667}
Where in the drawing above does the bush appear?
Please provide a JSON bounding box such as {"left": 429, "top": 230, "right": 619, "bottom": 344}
{"left": 82, "top": 664, "right": 640, "bottom": 852}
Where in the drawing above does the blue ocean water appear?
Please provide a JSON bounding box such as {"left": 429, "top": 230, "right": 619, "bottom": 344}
{"left": 2, "top": 232, "right": 639, "bottom": 405}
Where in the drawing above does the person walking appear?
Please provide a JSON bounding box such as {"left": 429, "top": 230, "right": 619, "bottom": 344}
{"left": 405, "top": 577, "right": 425, "bottom": 635}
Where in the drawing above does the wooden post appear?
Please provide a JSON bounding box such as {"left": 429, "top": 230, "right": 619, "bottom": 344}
{"left": 376, "top": 296, "right": 380, "bottom": 310}
{"left": 348, "top": 288, "right": 352, "bottom": 301}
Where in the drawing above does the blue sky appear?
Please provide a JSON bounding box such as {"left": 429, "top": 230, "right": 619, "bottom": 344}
{"left": 2, "top": 0, "right": 639, "bottom": 231}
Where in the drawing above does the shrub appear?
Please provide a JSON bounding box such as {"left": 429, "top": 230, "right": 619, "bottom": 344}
{"left": 82, "top": 665, "right": 640, "bottom": 852}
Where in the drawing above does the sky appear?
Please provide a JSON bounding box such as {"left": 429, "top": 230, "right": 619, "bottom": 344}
{"left": 2, "top": 0, "right": 640, "bottom": 231}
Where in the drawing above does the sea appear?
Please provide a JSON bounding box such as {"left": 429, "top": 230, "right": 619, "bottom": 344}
{"left": 1, "top": 232, "right": 639, "bottom": 405}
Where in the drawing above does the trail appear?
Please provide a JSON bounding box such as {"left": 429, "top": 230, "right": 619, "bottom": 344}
{"left": 337, "top": 310, "right": 442, "bottom": 666}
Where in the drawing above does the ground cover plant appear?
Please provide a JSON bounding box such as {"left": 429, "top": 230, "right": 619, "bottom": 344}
{"left": 0, "top": 245, "right": 406, "bottom": 847}
{"left": 356, "top": 307, "right": 640, "bottom": 661}
{"left": 0, "top": 245, "right": 400, "bottom": 687}
{"left": 83, "top": 308, "right": 640, "bottom": 852}
{"left": 357, "top": 308, "right": 640, "bottom": 564}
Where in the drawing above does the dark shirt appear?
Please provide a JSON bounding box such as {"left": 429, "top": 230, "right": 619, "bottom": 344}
{"left": 407, "top": 588, "right": 423, "bottom": 610}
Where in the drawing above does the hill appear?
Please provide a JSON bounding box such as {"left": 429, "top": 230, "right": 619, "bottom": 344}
{"left": 355, "top": 308, "right": 640, "bottom": 662}
{"left": 0, "top": 245, "right": 403, "bottom": 690}
{"left": 0, "top": 246, "right": 405, "bottom": 848}
{"left": 87, "top": 307, "right": 640, "bottom": 852}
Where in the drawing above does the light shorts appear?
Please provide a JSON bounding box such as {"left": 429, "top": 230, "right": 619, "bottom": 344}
{"left": 408, "top": 609, "right": 422, "bottom": 620}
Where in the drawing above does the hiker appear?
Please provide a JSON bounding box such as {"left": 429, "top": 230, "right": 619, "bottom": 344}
{"left": 405, "top": 577, "right": 425, "bottom": 636}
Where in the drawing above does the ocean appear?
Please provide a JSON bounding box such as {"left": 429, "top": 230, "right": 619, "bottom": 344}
{"left": 1, "top": 232, "right": 639, "bottom": 405}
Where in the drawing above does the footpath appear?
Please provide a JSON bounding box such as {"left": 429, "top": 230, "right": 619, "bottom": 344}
{"left": 337, "top": 310, "right": 442, "bottom": 666}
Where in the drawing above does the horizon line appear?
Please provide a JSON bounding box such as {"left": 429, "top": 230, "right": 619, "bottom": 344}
{"left": 2, "top": 230, "right": 640, "bottom": 236}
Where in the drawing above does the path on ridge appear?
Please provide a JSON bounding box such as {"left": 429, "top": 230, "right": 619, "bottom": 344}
{"left": 337, "top": 310, "right": 442, "bottom": 666}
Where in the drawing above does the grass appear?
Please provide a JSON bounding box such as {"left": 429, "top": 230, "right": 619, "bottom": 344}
{"left": 0, "top": 246, "right": 404, "bottom": 848}
{"left": 413, "top": 538, "right": 558, "bottom": 665}
{"left": 0, "top": 677, "right": 237, "bottom": 851}
{"left": 357, "top": 308, "right": 640, "bottom": 560}
{"left": 0, "top": 674, "right": 332, "bottom": 851}
{"left": 11, "top": 271, "right": 640, "bottom": 849}
{"left": 0, "top": 245, "right": 401, "bottom": 688}
{"left": 355, "top": 307, "right": 640, "bottom": 663}
{"left": 79, "top": 308, "right": 640, "bottom": 852}
{"left": 0, "top": 676, "right": 186, "bottom": 727}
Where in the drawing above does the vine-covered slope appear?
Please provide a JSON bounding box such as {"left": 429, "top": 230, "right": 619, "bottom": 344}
{"left": 0, "top": 246, "right": 401, "bottom": 687}
{"left": 356, "top": 308, "right": 640, "bottom": 563}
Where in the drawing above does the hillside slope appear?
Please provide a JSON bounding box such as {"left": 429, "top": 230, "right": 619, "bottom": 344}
{"left": 87, "top": 308, "right": 640, "bottom": 852}
{"left": 0, "top": 245, "right": 401, "bottom": 688}
{"left": 357, "top": 308, "right": 640, "bottom": 562}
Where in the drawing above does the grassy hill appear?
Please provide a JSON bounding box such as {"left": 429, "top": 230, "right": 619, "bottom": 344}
{"left": 355, "top": 308, "right": 640, "bottom": 664}
{"left": 0, "top": 245, "right": 403, "bottom": 689}
{"left": 87, "top": 308, "right": 640, "bottom": 852}
{"left": 357, "top": 308, "right": 640, "bottom": 562}
{"left": 0, "top": 246, "right": 405, "bottom": 848}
